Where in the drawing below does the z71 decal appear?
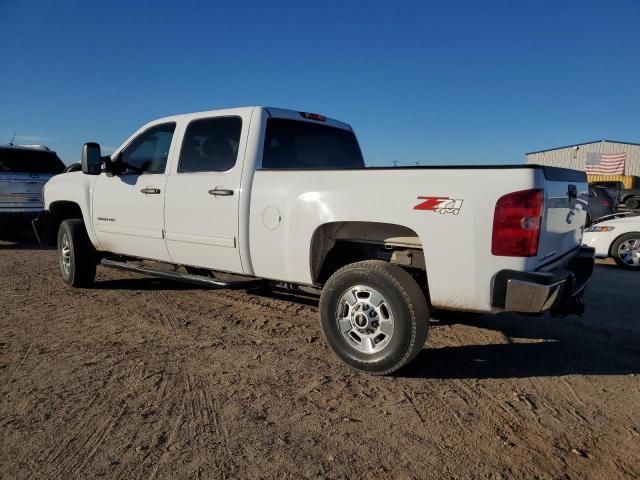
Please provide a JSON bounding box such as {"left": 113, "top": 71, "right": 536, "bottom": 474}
{"left": 414, "top": 196, "right": 464, "bottom": 215}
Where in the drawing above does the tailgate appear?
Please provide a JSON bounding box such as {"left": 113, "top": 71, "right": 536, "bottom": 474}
{"left": 0, "top": 173, "right": 51, "bottom": 208}
{"left": 537, "top": 168, "right": 588, "bottom": 264}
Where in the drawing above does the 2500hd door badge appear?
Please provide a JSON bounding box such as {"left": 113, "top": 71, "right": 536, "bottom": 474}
{"left": 414, "top": 196, "right": 464, "bottom": 215}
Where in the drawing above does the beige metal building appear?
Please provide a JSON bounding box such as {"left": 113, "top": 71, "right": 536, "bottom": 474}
{"left": 526, "top": 140, "right": 640, "bottom": 186}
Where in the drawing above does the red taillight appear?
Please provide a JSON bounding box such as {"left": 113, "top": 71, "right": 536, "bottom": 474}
{"left": 299, "top": 111, "right": 327, "bottom": 122}
{"left": 603, "top": 199, "right": 611, "bottom": 207}
{"left": 492, "top": 189, "right": 543, "bottom": 257}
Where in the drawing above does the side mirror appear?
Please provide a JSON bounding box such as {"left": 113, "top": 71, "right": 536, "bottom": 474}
{"left": 81, "top": 142, "right": 102, "bottom": 175}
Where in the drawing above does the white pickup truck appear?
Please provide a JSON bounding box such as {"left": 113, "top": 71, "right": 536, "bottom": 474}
{"left": 34, "top": 106, "right": 594, "bottom": 374}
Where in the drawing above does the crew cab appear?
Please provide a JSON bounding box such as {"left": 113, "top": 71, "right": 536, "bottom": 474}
{"left": 33, "top": 107, "right": 594, "bottom": 374}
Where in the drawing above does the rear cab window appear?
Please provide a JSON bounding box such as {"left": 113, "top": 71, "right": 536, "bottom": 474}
{"left": 0, "top": 148, "right": 65, "bottom": 174}
{"left": 261, "top": 118, "right": 364, "bottom": 169}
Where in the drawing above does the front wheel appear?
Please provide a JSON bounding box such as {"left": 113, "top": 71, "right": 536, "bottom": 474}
{"left": 319, "top": 260, "right": 429, "bottom": 375}
{"left": 57, "top": 219, "right": 97, "bottom": 287}
{"left": 612, "top": 233, "right": 640, "bottom": 269}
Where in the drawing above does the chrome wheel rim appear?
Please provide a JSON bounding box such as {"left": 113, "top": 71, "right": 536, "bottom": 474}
{"left": 336, "top": 285, "right": 394, "bottom": 354}
{"left": 60, "top": 233, "right": 71, "bottom": 276}
{"left": 618, "top": 238, "right": 640, "bottom": 266}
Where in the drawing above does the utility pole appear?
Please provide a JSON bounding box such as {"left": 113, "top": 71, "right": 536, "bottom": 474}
{"left": 392, "top": 160, "right": 398, "bottom": 167}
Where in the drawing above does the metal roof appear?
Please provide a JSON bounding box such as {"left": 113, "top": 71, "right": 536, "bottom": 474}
{"left": 526, "top": 139, "right": 640, "bottom": 155}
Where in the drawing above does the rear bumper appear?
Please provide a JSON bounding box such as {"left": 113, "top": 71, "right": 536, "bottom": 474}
{"left": 492, "top": 246, "right": 595, "bottom": 316}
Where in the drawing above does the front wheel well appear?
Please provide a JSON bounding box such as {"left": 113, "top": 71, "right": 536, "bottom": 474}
{"left": 609, "top": 231, "right": 640, "bottom": 257}
{"left": 46, "top": 201, "right": 84, "bottom": 246}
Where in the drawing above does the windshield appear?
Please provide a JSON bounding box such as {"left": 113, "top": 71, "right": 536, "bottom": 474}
{"left": 262, "top": 119, "right": 365, "bottom": 169}
{"left": 0, "top": 148, "right": 65, "bottom": 174}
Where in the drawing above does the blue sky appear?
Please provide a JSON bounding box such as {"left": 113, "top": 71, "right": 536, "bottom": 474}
{"left": 0, "top": 0, "right": 638, "bottom": 166}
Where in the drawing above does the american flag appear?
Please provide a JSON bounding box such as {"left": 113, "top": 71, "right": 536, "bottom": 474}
{"left": 585, "top": 152, "right": 626, "bottom": 175}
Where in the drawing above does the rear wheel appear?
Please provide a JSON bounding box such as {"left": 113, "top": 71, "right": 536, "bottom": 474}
{"left": 57, "top": 219, "right": 97, "bottom": 287}
{"left": 319, "top": 260, "right": 429, "bottom": 375}
{"left": 611, "top": 233, "right": 640, "bottom": 269}
{"left": 625, "top": 197, "right": 640, "bottom": 210}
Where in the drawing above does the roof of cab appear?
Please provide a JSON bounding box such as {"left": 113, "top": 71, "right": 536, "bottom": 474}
{"left": 151, "top": 106, "right": 351, "bottom": 131}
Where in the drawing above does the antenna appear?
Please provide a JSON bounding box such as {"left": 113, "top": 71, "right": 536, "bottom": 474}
{"left": 9, "top": 132, "right": 16, "bottom": 145}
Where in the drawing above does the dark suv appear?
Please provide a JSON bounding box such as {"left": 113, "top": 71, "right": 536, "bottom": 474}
{"left": 590, "top": 178, "right": 640, "bottom": 210}
{"left": 587, "top": 185, "right": 618, "bottom": 224}
{"left": 0, "top": 145, "right": 65, "bottom": 224}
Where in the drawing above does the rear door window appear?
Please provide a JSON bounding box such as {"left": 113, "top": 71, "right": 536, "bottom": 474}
{"left": 262, "top": 119, "right": 364, "bottom": 169}
{"left": 178, "top": 117, "right": 242, "bottom": 172}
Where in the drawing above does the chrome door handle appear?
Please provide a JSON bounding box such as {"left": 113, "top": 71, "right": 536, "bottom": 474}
{"left": 208, "top": 189, "right": 234, "bottom": 196}
{"left": 140, "top": 188, "right": 161, "bottom": 194}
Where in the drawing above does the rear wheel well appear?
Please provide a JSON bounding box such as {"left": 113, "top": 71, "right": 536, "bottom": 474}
{"left": 47, "top": 201, "right": 84, "bottom": 246}
{"left": 310, "top": 222, "right": 428, "bottom": 292}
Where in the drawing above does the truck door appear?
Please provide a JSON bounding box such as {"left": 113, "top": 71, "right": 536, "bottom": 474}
{"left": 92, "top": 122, "right": 176, "bottom": 261}
{"left": 163, "top": 114, "right": 246, "bottom": 273}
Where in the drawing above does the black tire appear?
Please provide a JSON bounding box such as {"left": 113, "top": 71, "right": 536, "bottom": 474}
{"left": 611, "top": 232, "right": 640, "bottom": 269}
{"left": 319, "top": 260, "right": 429, "bottom": 375}
{"left": 624, "top": 197, "right": 640, "bottom": 210}
{"left": 57, "top": 219, "right": 97, "bottom": 287}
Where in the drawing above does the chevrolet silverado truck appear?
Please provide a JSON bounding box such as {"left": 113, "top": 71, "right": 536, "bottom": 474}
{"left": 33, "top": 106, "right": 595, "bottom": 374}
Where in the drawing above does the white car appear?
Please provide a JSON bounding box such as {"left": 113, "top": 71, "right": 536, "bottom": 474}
{"left": 584, "top": 213, "right": 640, "bottom": 269}
{"left": 33, "top": 106, "right": 594, "bottom": 374}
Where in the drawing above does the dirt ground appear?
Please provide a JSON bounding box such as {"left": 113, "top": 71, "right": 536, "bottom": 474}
{"left": 1, "top": 227, "right": 639, "bottom": 480}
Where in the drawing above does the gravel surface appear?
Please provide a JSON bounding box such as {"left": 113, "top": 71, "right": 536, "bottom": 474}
{"left": 1, "top": 227, "right": 639, "bottom": 479}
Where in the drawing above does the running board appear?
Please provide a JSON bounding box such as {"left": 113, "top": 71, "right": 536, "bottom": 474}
{"left": 100, "top": 258, "right": 264, "bottom": 289}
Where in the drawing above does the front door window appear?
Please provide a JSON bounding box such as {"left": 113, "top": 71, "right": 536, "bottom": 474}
{"left": 119, "top": 123, "right": 176, "bottom": 174}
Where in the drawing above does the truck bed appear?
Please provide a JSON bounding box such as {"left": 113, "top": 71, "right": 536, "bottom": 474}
{"left": 248, "top": 164, "right": 587, "bottom": 312}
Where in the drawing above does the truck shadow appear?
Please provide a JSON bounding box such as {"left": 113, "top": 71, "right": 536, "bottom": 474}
{"left": 0, "top": 224, "right": 50, "bottom": 250}
{"left": 88, "top": 263, "right": 640, "bottom": 379}
{"left": 252, "top": 287, "right": 321, "bottom": 308}
{"left": 93, "top": 277, "right": 203, "bottom": 291}
{"left": 399, "top": 311, "right": 640, "bottom": 379}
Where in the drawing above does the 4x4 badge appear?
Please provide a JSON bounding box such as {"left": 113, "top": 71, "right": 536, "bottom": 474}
{"left": 414, "top": 196, "right": 464, "bottom": 215}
